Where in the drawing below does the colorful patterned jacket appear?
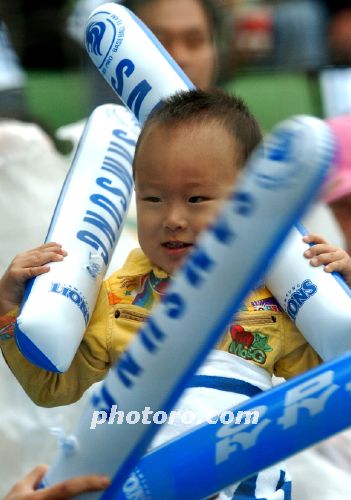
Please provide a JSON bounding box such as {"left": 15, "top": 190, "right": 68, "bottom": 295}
{"left": 0, "top": 248, "right": 321, "bottom": 407}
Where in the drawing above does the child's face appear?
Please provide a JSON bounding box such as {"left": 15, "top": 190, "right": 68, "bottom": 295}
{"left": 134, "top": 120, "right": 241, "bottom": 274}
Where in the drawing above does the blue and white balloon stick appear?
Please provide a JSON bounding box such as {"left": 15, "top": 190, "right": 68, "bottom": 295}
{"left": 15, "top": 105, "right": 140, "bottom": 372}
{"left": 42, "top": 115, "right": 334, "bottom": 494}
{"left": 85, "top": 2, "right": 194, "bottom": 124}
{"left": 114, "top": 349, "right": 351, "bottom": 499}
{"left": 266, "top": 223, "right": 351, "bottom": 361}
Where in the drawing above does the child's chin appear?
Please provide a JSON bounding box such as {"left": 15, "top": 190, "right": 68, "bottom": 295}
{"left": 167, "top": 258, "right": 188, "bottom": 276}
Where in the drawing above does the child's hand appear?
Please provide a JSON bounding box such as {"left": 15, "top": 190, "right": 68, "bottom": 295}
{"left": 303, "top": 233, "right": 351, "bottom": 287}
{"left": 0, "top": 243, "right": 67, "bottom": 316}
{"left": 4, "top": 463, "right": 110, "bottom": 500}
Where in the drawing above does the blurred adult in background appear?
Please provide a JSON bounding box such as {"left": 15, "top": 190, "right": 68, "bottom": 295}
{"left": 0, "top": 21, "right": 27, "bottom": 118}
{"left": 125, "top": 0, "right": 220, "bottom": 88}
{"left": 273, "top": 0, "right": 329, "bottom": 70}
{"left": 0, "top": 0, "right": 74, "bottom": 71}
{"left": 322, "top": 0, "right": 351, "bottom": 65}
{"left": 227, "top": 0, "right": 329, "bottom": 72}
{"left": 277, "top": 0, "right": 351, "bottom": 67}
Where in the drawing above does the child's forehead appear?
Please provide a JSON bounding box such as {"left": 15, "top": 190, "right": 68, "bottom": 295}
{"left": 134, "top": 117, "right": 242, "bottom": 184}
{"left": 138, "top": 118, "right": 234, "bottom": 151}
{"left": 134, "top": 118, "right": 243, "bottom": 180}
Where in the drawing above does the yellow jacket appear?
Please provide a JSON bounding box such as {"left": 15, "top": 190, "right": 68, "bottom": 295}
{"left": 0, "top": 249, "right": 321, "bottom": 407}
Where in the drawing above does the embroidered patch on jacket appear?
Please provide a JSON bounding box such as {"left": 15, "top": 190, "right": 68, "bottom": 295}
{"left": 108, "top": 291, "right": 123, "bottom": 305}
{"left": 228, "top": 325, "right": 273, "bottom": 364}
{"left": 131, "top": 271, "right": 169, "bottom": 309}
{"left": 250, "top": 297, "right": 282, "bottom": 312}
{"left": 0, "top": 318, "right": 15, "bottom": 340}
{"left": 119, "top": 276, "right": 139, "bottom": 290}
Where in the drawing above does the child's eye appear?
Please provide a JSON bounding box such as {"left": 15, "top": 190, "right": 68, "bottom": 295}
{"left": 189, "top": 196, "right": 208, "bottom": 203}
{"left": 143, "top": 196, "right": 161, "bottom": 202}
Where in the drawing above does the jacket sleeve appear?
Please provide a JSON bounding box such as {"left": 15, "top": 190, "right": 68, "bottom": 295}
{"left": 0, "top": 282, "right": 111, "bottom": 407}
{"left": 273, "top": 313, "right": 322, "bottom": 379}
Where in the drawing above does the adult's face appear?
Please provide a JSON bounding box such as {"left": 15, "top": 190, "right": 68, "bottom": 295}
{"left": 136, "top": 0, "right": 218, "bottom": 89}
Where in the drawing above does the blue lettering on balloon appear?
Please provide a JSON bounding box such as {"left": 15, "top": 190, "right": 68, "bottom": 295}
{"left": 140, "top": 318, "right": 167, "bottom": 353}
{"left": 77, "top": 230, "right": 109, "bottom": 265}
{"left": 127, "top": 79, "right": 152, "bottom": 121}
{"left": 91, "top": 385, "right": 118, "bottom": 414}
{"left": 268, "top": 130, "right": 294, "bottom": 162}
{"left": 112, "top": 58, "right": 134, "bottom": 95}
{"left": 83, "top": 210, "right": 116, "bottom": 248}
{"left": 116, "top": 351, "right": 143, "bottom": 388}
{"left": 110, "top": 58, "right": 153, "bottom": 120}
{"left": 183, "top": 249, "right": 215, "bottom": 287}
{"left": 231, "top": 191, "right": 255, "bottom": 216}
{"left": 96, "top": 177, "right": 129, "bottom": 210}
{"left": 50, "top": 282, "right": 90, "bottom": 324}
{"left": 112, "top": 128, "right": 137, "bottom": 147}
{"left": 108, "top": 141, "right": 134, "bottom": 165}
{"left": 210, "top": 216, "right": 236, "bottom": 244}
{"left": 101, "top": 157, "right": 133, "bottom": 195}
{"left": 90, "top": 193, "right": 122, "bottom": 228}
{"left": 163, "top": 293, "right": 184, "bottom": 319}
{"left": 286, "top": 279, "right": 318, "bottom": 321}
{"left": 76, "top": 125, "right": 134, "bottom": 266}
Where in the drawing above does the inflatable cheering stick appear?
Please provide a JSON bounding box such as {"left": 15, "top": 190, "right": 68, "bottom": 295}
{"left": 113, "top": 348, "right": 351, "bottom": 500}
{"left": 266, "top": 222, "right": 351, "bottom": 361}
{"left": 85, "top": 2, "right": 194, "bottom": 124}
{"left": 15, "top": 105, "right": 140, "bottom": 372}
{"left": 43, "top": 115, "right": 334, "bottom": 493}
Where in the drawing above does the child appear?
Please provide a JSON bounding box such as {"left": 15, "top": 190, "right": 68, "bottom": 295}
{"left": 1, "top": 89, "right": 351, "bottom": 498}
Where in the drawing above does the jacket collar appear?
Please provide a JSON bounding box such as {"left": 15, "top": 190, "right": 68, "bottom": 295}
{"left": 116, "top": 248, "right": 170, "bottom": 280}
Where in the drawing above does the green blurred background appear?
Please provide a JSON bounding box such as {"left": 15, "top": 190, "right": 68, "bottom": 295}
{"left": 26, "top": 69, "right": 323, "bottom": 134}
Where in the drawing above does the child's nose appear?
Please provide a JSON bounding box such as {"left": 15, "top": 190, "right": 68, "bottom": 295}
{"left": 164, "top": 204, "right": 188, "bottom": 231}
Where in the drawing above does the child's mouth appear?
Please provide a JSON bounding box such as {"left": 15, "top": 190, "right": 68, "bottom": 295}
{"left": 162, "top": 241, "right": 192, "bottom": 249}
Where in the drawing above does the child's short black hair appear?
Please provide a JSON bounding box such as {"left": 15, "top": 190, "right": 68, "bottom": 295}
{"left": 133, "top": 88, "right": 262, "bottom": 176}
